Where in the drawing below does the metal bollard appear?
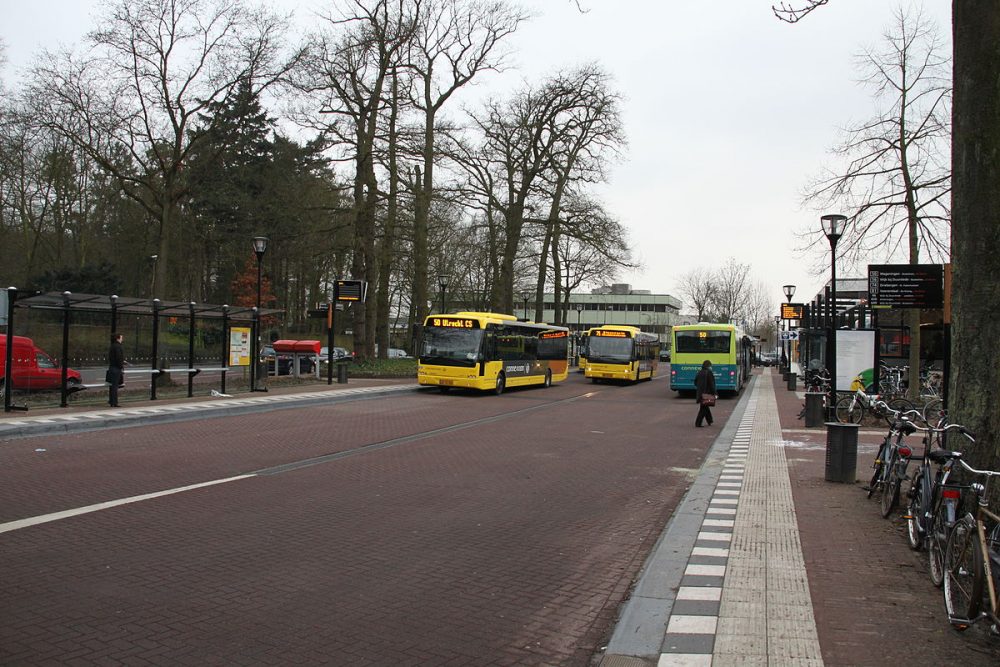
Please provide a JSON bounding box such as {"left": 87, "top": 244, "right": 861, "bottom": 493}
{"left": 787, "top": 372, "right": 797, "bottom": 391}
{"left": 825, "top": 422, "right": 859, "bottom": 483}
{"left": 804, "top": 392, "right": 825, "bottom": 427}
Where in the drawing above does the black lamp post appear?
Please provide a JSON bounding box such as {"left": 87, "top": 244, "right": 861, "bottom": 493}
{"left": 774, "top": 315, "right": 781, "bottom": 360}
{"left": 521, "top": 291, "right": 529, "bottom": 319}
{"left": 575, "top": 303, "right": 584, "bottom": 362}
{"left": 251, "top": 236, "right": 268, "bottom": 391}
{"left": 575, "top": 302, "right": 583, "bottom": 330}
{"left": 437, "top": 274, "right": 449, "bottom": 314}
{"left": 821, "top": 214, "right": 845, "bottom": 418}
{"left": 782, "top": 283, "right": 796, "bottom": 372}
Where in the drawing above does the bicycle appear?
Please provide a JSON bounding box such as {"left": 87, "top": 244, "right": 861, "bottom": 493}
{"left": 866, "top": 402, "right": 921, "bottom": 518}
{"left": 903, "top": 421, "right": 972, "bottom": 587}
{"left": 836, "top": 381, "right": 914, "bottom": 425}
{"left": 942, "top": 454, "right": 1000, "bottom": 632}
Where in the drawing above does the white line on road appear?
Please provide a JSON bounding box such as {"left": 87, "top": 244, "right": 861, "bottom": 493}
{"left": 0, "top": 474, "right": 255, "bottom": 535}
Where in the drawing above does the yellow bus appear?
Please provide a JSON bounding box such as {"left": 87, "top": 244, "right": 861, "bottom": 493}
{"left": 578, "top": 327, "right": 595, "bottom": 372}
{"left": 418, "top": 312, "right": 569, "bottom": 394}
{"left": 583, "top": 325, "right": 661, "bottom": 383}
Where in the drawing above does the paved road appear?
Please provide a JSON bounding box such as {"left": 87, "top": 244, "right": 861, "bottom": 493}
{"left": 0, "top": 372, "right": 725, "bottom": 665}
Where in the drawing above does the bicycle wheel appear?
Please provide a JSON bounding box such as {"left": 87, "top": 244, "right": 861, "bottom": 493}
{"left": 880, "top": 465, "right": 901, "bottom": 519}
{"left": 943, "top": 515, "right": 983, "bottom": 628}
{"left": 928, "top": 498, "right": 949, "bottom": 587}
{"left": 906, "top": 475, "right": 923, "bottom": 550}
{"left": 923, "top": 398, "right": 944, "bottom": 424}
{"left": 867, "top": 439, "right": 889, "bottom": 499}
{"left": 883, "top": 397, "right": 915, "bottom": 424}
{"left": 835, "top": 395, "right": 862, "bottom": 424}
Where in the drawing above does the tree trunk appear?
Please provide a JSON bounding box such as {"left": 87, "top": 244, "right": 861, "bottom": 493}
{"left": 951, "top": 1, "right": 1000, "bottom": 468}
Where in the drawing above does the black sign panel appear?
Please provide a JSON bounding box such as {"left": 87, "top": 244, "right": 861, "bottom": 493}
{"left": 335, "top": 280, "right": 367, "bottom": 302}
{"left": 781, "top": 303, "right": 804, "bottom": 320}
{"left": 868, "top": 264, "right": 944, "bottom": 309}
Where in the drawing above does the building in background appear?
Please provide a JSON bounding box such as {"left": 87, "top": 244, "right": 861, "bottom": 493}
{"left": 515, "top": 284, "right": 685, "bottom": 343}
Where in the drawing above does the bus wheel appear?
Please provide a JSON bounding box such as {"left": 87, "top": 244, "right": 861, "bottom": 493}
{"left": 494, "top": 373, "right": 506, "bottom": 395}
{"left": 543, "top": 369, "right": 552, "bottom": 388}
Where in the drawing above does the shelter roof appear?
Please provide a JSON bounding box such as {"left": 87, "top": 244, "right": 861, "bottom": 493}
{"left": 12, "top": 292, "right": 282, "bottom": 321}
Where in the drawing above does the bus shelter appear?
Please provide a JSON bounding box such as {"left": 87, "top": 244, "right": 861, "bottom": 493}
{"left": 3, "top": 288, "right": 282, "bottom": 413}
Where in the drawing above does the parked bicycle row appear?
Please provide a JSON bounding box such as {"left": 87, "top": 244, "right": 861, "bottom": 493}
{"left": 865, "top": 400, "right": 1000, "bottom": 635}
{"left": 796, "top": 366, "right": 944, "bottom": 425}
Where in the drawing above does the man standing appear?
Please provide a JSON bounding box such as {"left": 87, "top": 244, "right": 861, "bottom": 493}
{"left": 107, "top": 333, "right": 126, "bottom": 407}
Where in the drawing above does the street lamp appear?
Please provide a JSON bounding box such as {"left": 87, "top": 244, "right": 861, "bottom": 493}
{"left": 437, "top": 274, "right": 449, "bottom": 313}
{"left": 521, "top": 291, "right": 530, "bottom": 319}
{"left": 782, "top": 284, "right": 796, "bottom": 372}
{"left": 821, "top": 214, "right": 846, "bottom": 418}
{"left": 575, "top": 302, "right": 583, "bottom": 330}
{"left": 251, "top": 236, "right": 268, "bottom": 392}
{"left": 774, "top": 315, "right": 781, "bottom": 360}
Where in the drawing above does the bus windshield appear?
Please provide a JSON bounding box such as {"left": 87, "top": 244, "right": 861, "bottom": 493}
{"left": 675, "top": 330, "right": 731, "bottom": 354}
{"left": 420, "top": 327, "right": 484, "bottom": 367}
{"left": 587, "top": 335, "right": 633, "bottom": 363}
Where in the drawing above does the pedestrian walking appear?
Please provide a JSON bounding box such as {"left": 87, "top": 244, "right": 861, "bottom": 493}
{"left": 107, "top": 333, "right": 127, "bottom": 407}
{"left": 694, "top": 359, "right": 716, "bottom": 427}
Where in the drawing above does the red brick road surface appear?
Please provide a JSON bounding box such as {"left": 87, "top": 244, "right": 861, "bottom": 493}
{"left": 773, "top": 372, "right": 1000, "bottom": 666}
{"left": 1, "top": 373, "right": 725, "bottom": 665}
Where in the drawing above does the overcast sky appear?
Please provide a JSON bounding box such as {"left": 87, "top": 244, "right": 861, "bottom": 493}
{"left": 2, "top": 0, "right": 952, "bottom": 313}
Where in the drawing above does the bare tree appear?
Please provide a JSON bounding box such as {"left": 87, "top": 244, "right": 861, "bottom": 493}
{"left": 676, "top": 267, "right": 718, "bottom": 322}
{"left": 775, "top": 2, "right": 1000, "bottom": 468}
{"left": 801, "top": 5, "right": 951, "bottom": 399}
{"left": 772, "top": 0, "right": 828, "bottom": 23}
{"left": 27, "top": 0, "right": 300, "bottom": 297}
{"left": 406, "top": 0, "right": 526, "bottom": 342}
{"left": 300, "top": 0, "right": 417, "bottom": 358}
{"left": 531, "top": 65, "right": 626, "bottom": 323}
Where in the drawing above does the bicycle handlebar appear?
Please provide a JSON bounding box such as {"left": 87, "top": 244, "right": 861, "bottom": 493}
{"left": 956, "top": 457, "right": 1000, "bottom": 478}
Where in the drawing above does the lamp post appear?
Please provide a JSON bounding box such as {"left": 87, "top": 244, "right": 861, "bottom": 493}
{"left": 521, "top": 291, "right": 529, "bottom": 320}
{"left": 436, "top": 274, "right": 449, "bottom": 314}
{"left": 774, "top": 315, "right": 781, "bottom": 360}
{"left": 251, "top": 236, "right": 268, "bottom": 392}
{"left": 782, "top": 283, "right": 796, "bottom": 373}
{"left": 575, "top": 303, "right": 584, "bottom": 362}
{"left": 821, "top": 214, "right": 845, "bottom": 418}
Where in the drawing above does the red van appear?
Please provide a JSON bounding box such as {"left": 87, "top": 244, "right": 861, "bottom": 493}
{"left": 0, "top": 335, "right": 83, "bottom": 396}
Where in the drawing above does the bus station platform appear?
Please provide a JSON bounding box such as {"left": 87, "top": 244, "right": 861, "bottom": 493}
{"left": 602, "top": 368, "right": 1000, "bottom": 667}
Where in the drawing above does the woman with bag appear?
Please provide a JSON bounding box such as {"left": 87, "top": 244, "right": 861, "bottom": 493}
{"left": 694, "top": 359, "right": 716, "bottom": 427}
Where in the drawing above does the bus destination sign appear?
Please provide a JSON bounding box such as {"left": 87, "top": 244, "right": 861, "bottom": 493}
{"left": 868, "top": 264, "right": 944, "bottom": 309}
{"left": 781, "top": 303, "right": 804, "bottom": 320}
{"left": 432, "top": 317, "right": 479, "bottom": 329}
{"left": 593, "top": 330, "right": 628, "bottom": 338}
{"left": 540, "top": 330, "right": 568, "bottom": 339}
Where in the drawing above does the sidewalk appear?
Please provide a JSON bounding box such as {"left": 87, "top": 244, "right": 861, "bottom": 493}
{"left": 602, "top": 368, "right": 1000, "bottom": 667}
{"left": 0, "top": 377, "right": 417, "bottom": 439}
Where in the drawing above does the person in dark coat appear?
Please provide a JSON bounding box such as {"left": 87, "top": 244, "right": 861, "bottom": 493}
{"left": 107, "top": 333, "right": 126, "bottom": 407}
{"left": 694, "top": 359, "right": 716, "bottom": 427}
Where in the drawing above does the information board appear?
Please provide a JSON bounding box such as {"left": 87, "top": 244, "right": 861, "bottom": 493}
{"left": 781, "top": 303, "right": 804, "bottom": 320}
{"left": 229, "top": 327, "right": 251, "bottom": 367}
{"left": 335, "top": 280, "right": 367, "bottom": 302}
{"left": 868, "top": 264, "right": 944, "bottom": 309}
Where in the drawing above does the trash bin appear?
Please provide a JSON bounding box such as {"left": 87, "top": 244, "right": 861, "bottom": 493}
{"left": 825, "top": 422, "right": 859, "bottom": 483}
{"left": 787, "top": 372, "right": 797, "bottom": 391}
{"left": 804, "top": 392, "right": 825, "bottom": 427}
{"left": 336, "top": 360, "right": 349, "bottom": 384}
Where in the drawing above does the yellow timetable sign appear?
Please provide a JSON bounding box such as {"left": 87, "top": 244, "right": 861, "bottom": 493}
{"left": 781, "top": 303, "right": 804, "bottom": 319}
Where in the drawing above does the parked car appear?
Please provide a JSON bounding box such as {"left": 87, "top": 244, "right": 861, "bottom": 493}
{"left": 317, "top": 347, "right": 351, "bottom": 364}
{"left": 758, "top": 352, "right": 778, "bottom": 367}
{"left": 0, "top": 335, "right": 83, "bottom": 396}
{"left": 659, "top": 349, "right": 671, "bottom": 362}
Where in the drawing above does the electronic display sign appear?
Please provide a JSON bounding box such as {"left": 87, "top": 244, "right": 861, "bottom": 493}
{"left": 868, "top": 264, "right": 944, "bottom": 309}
